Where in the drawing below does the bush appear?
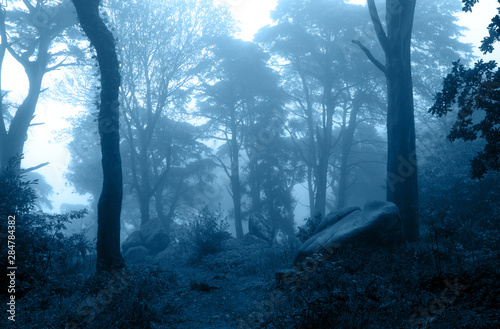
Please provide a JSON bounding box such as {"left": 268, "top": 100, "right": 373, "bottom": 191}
{"left": 187, "top": 206, "right": 231, "bottom": 260}
{"left": 296, "top": 214, "right": 322, "bottom": 243}
{"left": 0, "top": 158, "right": 91, "bottom": 296}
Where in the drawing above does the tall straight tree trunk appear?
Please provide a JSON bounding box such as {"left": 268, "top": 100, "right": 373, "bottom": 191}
{"left": 307, "top": 167, "right": 315, "bottom": 219}
{"left": 385, "top": 0, "right": 418, "bottom": 241}
{"left": 72, "top": 0, "right": 125, "bottom": 271}
{"left": 337, "top": 101, "right": 360, "bottom": 209}
{"left": 357, "top": 0, "right": 418, "bottom": 241}
{"left": 385, "top": 45, "right": 418, "bottom": 241}
{"left": 138, "top": 150, "right": 151, "bottom": 228}
{"left": 315, "top": 114, "right": 332, "bottom": 218}
{"left": 315, "top": 86, "right": 335, "bottom": 218}
{"left": 230, "top": 122, "right": 244, "bottom": 239}
{"left": 154, "top": 186, "right": 171, "bottom": 240}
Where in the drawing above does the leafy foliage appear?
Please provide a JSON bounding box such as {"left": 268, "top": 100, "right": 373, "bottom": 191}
{"left": 187, "top": 206, "right": 231, "bottom": 260}
{"left": 266, "top": 242, "right": 499, "bottom": 328}
{"left": 431, "top": 0, "right": 500, "bottom": 178}
{"left": 430, "top": 60, "right": 500, "bottom": 178}
{"left": 0, "top": 158, "right": 90, "bottom": 296}
{"left": 296, "top": 214, "right": 322, "bottom": 243}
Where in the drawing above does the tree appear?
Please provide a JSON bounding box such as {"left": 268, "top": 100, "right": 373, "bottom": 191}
{"left": 354, "top": 0, "right": 419, "bottom": 241}
{"left": 198, "top": 36, "right": 282, "bottom": 238}
{"left": 122, "top": 115, "right": 216, "bottom": 235}
{"left": 258, "top": 0, "right": 377, "bottom": 218}
{"left": 0, "top": 0, "right": 79, "bottom": 171}
{"left": 247, "top": 137, "right": 304, "bottom": 237}
{"left": 71, "top": 0, "right": 124, "bottom": 272}
{"left": 111, "top": 0, "right": 232, "bottom": 228}
{"left": 430, "top": 0, "right": 500, "bottom": 179}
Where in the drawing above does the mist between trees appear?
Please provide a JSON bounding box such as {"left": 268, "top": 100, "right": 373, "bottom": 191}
{"left": 0, "top": 0, "right": 499, "bottom": 328}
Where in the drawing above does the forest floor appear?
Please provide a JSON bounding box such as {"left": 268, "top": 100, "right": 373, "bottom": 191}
{"left": 144, "top": 236, "right": 290, "bottom": 329}
{"left": 5, "top": 233, "right": 500, "bottom": 329}
{"left": 152, "top": 259, "right": 270, "bottom": 328}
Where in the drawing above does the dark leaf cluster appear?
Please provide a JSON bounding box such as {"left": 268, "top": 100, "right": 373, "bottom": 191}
{"left": 430, "top": 60, "right": 500, "bottom": 178}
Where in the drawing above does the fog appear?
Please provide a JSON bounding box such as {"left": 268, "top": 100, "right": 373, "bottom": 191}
{"left": 1, "top": 0, "right": 499, "bottom": 328}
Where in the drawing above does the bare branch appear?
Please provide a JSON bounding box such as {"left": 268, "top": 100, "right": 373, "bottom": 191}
{"left": 367, "top": 0, "right": 389, "bottom": 52}
{"left": 20, "top": 161, "right": 49, "bottom": 174}
{"left": 22, "top": 0, "right": 35, "bottom": 12}
{"left": 352, "top": 40, "right": 386, "bottom": 73}
{"left": 46, "top": 58, "right": 74, "bottom": 72}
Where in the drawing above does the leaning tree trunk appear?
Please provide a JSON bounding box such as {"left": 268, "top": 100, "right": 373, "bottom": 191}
{"left": 72, "top": 0, "right": 124, "bottom": 271}
{"left": 356, "top": 0, "right": 419, "bottom": 241}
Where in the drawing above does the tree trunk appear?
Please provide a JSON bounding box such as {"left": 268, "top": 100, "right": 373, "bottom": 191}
{"left": 230, "top": 115, "right": 244, "bottom": 238}
{"left": 72, "top": 0, "right": 124, "bottom": 271}
{"left": 384, "top": 0, "right": 418, "bottom": 241}
{"left": 337, "top": 101, "right": 360, "bottom": 208}
{"left": 1, "top": 70, "right": 44, "bottom": 170}
{"left": 358, "top": 0, "right": 419, "bottom": 241}
{"left": 385, "top": 53, "right": 418, "bottom": 241}
{"left": 0, "top": 23, "right": 49, "bottom": 170}
{"left": 138, "top": 150, "right": 151, "bottom": 228}
{"left": 154, "top": 186, "right": 171, "bottom": 240}
{"left": 307, "top": 167, "right": 315, "bottom": 219}
{"left": 231, "top": 143, "right": 244, "bottom": 239}
{"left": 314, "top": 87, "right": 334, "bottom": 218}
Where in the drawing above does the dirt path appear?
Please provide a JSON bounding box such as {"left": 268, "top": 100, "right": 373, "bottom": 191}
{"left": 152, "top": 260, "right": 274, "bottom": 329}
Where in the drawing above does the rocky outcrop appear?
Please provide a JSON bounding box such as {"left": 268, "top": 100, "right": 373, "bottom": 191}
{"left": 123, "top": 246, "right": 149, "bottom": 263}
{"left": 141, "top": 218, "right": 170, "bottom": 254}
{"left": 314, "top": 206, "right": 361, "bottom": 235}
{"left": 121, "top": 231, "right": 144, "bottom": 255}
{"left": 121, "top": 218, "right": 170, "bottom": 262}
{"left": 296, "top": 201, "right": 403, "bottom": 262}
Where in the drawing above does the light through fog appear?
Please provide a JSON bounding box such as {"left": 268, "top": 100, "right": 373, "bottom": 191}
{"left": 3, "top": 0, "right": 499, "bottom": 212}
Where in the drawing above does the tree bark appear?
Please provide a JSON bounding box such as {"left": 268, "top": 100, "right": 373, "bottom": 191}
{"left": 230, "top": 115, "right": 244, "bottom": 239}
{"left": 138, "top": 149, "right": 151, "bottom": 228}
{"left": 0, "top": 15, "right": 49, "bottom": 170}
{"left": 360, "top": 0, "right": 419, "bottom": 241}
{"left": 72, "top": 0, "right": 125, "bottom": 271}
{"left": 337, "top": 101, "right": 361, "bottom": 209}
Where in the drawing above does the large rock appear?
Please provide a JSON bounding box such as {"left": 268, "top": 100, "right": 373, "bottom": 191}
{"left": 121, "top": 231, "right": 144, "bottom": 254}
{"left": 123, "top": 246, "right": 149, "bottom": 263}
{"left": 296, "top": 201, "right": 403, "bottom": 261}
{"left": 141, "top": 218, "right": 170, "bottom": 254}
{"left": 243, "top": 233, "right": 269, "bottom": 246}
{"left": 248, "top": 213, "right": 273, "bottom": 243}
{"left": 314, "top": 206, "right": 361, "bottom": 235}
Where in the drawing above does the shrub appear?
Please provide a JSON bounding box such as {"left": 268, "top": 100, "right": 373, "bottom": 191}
{"left": 187, "top": 206, "right": 231, "bottom": 260}
{"left": 0, "top": 158, "right": 91, "bottom": 296}
{"left": 296, "top": 214, "right": 322, "bottom": 243}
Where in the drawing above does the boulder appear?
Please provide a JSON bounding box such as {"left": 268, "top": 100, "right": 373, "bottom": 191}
{"left": 243, "top": 233, "right": 269, "bottom": 246}
{"left": 121, "top": 231, "right": 144, "bottom": 254}
{"left": 296, "top": 201, "right": 403, "bottom": 262}
{"left": 314, "top": 206, "right": 361, "bottom": 235}
{"left": 141, "top": 218, "right": 170, "bottom": 254}
{"left": 123, "top": 246, "right": 149, "bottom": 263}
{"left": 248, "top": 213, "right": 273, "bottom": 243}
